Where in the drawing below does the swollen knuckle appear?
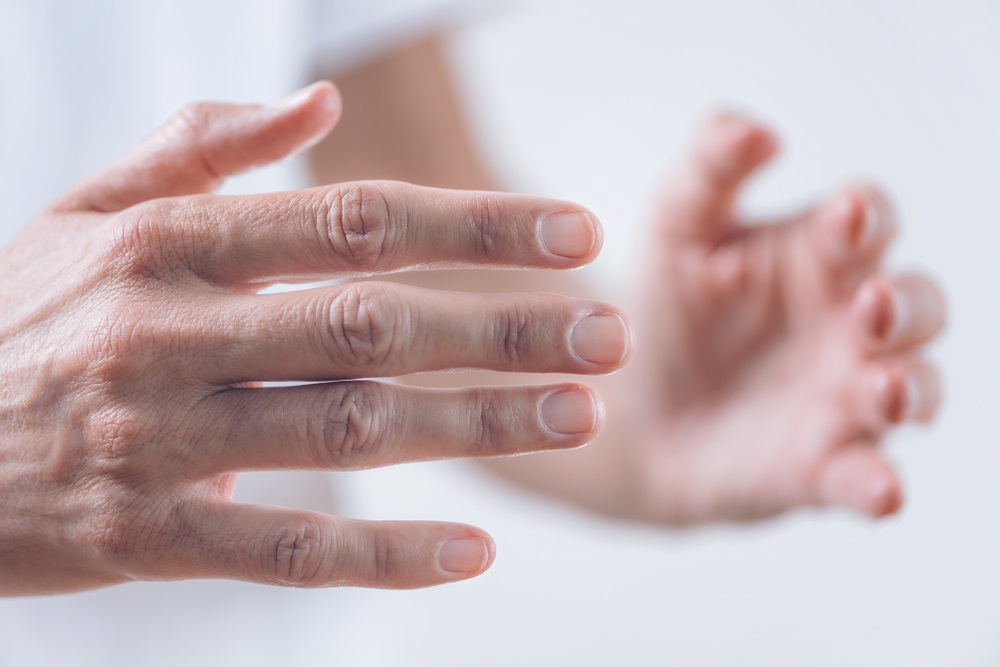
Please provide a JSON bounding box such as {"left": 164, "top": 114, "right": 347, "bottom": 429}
{"left": 88, "top": 403, "right": 149, "bottom": 462}
{"left": 106, "top": 205, "right": 176, "bottom": 278}
{"left": 319, "top": 183, "right": 394, "bottom": 269}
{"left": 323, "top": 284, "right": 405, "bottom": 369}
{"left": 470, "top": 387, "right": 509, "bottom": 456}
{"left": 175, "top": 102, "right": 213, "bottom": 139}
{"left": 310, "top": 384, "right": 386, "bottom": 469}
{"left": 471, "top": 194, "right": 510, "bottom": 262}
{"left": 84, "top": 305, "right": 151, "bottom": 372}
{"left": 494, "top": 300, "right": 534, "bottom": 367}
{"left": 269, "top": 519, "right": 328, "bottom": 587}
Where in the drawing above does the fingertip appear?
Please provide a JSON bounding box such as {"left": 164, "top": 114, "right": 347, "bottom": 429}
{"left": 306, "top": 80, "right": 343, "bottom": 127}
{"left": 814, "top": 185, "right": 896, "bottom": 271}
{"left": 278, "top": 80, "right": 340, "bottom": 114}
{"left": 853, "top": 277, "right": 894, "bottom": 342}
{"left": 539, "top": 208, "right": 603, "bottom": 263}
{"left": 569, "top": 311, "right": 633, "bottom": 370}
{"left": 904, "top": 363, "right": 943, "bottom": 424}
{"left": 854, "top": 274, "right": 947, "bottom": 349}
{"left": 437, "top": 531, "right": 495, "bottom": 578}
{"left": 699, "top": 112, "right": 779, "bottom": 181}
{"left": 275, "top": 80, "right": 342, "bottom": 141}
{"left": 868, "top": 473, "right": 904, "bottom": 518}
{"left": 539, "top": 383, "right": 606, "bottom": 443}
{"left": 819, "top": 447, "right": 902, "bottom": 518}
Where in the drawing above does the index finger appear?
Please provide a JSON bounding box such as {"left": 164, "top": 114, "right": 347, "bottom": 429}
{"left": 157, "top": 181, "right": 603, "bottom": 285}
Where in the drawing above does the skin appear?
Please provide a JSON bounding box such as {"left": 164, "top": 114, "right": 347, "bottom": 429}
{"left": 313, "top": 35, "right": 945, "bottom": 525}
{"left": 0, "top": 33, "right": 946, "bottom": 597}
{"left": 0, "top": 82, "right": 633, "bottom": 595}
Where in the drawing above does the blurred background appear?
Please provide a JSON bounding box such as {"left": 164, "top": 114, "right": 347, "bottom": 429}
{"left": 333, "top": 1, "right": 1000, "bottom": 665}
{"left": 2, "top": 1, "right": 998, "bottom": 665}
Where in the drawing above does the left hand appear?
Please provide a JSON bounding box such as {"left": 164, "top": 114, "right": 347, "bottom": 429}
{"left": 619, "top": 113, "right": 945, "bottom": 523}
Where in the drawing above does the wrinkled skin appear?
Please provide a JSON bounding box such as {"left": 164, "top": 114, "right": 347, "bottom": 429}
{"left": 0, "top": 83, "right": 633, "bottom": 595}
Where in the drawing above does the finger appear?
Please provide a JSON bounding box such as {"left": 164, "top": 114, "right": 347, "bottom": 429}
{"left": 817, "top": 445, "right": 903, "bottom": 518}
{"left": 161, "top": 181, "right": 603, "bottom": 286}
{"left": 55, "top": 82, "right": 341, "bottom": 213}
{"left": 853, "top": 273, "right": 947, "bottom": 350}
{"left": 205, "top": 282, "right": 632, "bottom": 382}
{"left": 810, "top": 184, "right": 896, "bottom": 272}
{"left": 854, "top": 360, "right": 942, "bottom": 431}
{"left": 189, "top": 382, "right": 603, "bottom": 477}
{"left": 658, "top": 112, "right": 779, "bottom": 243}
{"left": 186, "top": 504, "right": 495, "bottom": 589}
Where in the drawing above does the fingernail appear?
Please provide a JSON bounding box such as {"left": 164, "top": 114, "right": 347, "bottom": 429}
{"left": 903, "top": 372, "right": 924, "bottom": 422}
{"left": 571, "top": 314, "right": 629, "bottom": 365}
{"left": 889, "top": 287, "right": 912, "bottom": 340}
{"left": 438, "top": 538, "right": 489, "bottom": 574}
{"left": 862, "top": 198, "right": 886, "bottom": 247}
{"left": 904, "top": 368, "right": 940, "bottom": 423}
{"left": 540, "top": 212, "right": 597, "bottom": 258}
{"left": 276, "top": 82, "right": 322, "bottom": 109}
{"left": 540, "top": 389, "right": 598, "bottom": 434}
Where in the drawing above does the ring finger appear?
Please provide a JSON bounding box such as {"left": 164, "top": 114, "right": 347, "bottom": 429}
{"left": 186, "top": 381, "right": 604, "bottom": 478}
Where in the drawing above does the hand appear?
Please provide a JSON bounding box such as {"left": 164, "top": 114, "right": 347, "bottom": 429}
{"left": 0, "top": 82, "right": 632, "bottom": 595}
{"left": 623, "top": 114, "right": 945, "bottom": 524}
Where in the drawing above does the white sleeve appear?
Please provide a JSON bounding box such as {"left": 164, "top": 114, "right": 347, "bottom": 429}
{"left": 311, "top": 0, "right": 497, "bottom": 74}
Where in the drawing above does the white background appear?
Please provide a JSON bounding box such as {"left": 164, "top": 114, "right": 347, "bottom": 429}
{"left": 0, "top": 1, "right": 997, "bottom": 666}
{"left": 335, "top": 1, "right": 1000, "bottom": 665}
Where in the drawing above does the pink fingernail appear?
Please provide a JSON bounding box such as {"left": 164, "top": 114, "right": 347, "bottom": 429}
{"left": 889, "top": 287, "right": 912, "bottom": 340}
{"left": 862, "top": 198, "right": 886, "bottom": 247}
{"left": 570, "top": 314, "right": 629, "bottom": 365}
{"left": 540, "top": 389, "right": 598, "bottom": 434}
{"left": 438, "top": 538, "right": 489, "bottom": 574}
{"left": 540, "top": 212, "right": 598, "bottom": 259}
{"left": 276, "top": 82, "right": 322, "bottom": 109}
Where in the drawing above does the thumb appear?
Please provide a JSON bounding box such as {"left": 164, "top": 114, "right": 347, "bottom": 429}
{"left": 55, "top": 81, "right": 341, "bottom": 213}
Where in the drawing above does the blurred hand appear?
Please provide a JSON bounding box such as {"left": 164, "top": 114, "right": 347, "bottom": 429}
{"left": 0, "top": 82, "right": 632, "bottom": 595}
{"left": 625, "top": 114, "right": 945, "bottom": 523}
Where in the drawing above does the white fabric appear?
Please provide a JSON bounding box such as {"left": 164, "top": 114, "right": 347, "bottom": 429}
{"left": 0, "top": 1, "right": 483, "bottom": 665}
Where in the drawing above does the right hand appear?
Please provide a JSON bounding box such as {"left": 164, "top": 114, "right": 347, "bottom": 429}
{"left": 0, "top": 82, "right": 631, "bottom": 595}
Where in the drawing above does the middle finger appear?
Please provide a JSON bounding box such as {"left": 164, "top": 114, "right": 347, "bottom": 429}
{"left": 201, "top": 281, "right": 633, "bottom": 383}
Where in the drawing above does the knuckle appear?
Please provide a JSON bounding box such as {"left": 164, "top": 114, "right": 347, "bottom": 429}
{"left": 361, "top": 528, "right": 398, "bottom": 587}
{"left": 83, "top": 300, "right": 179, "bottom": 377}
{"left": 318, "top": 183, "right": 395, "bottom": 270}
{"left": 105, "top": 204, "right": 178, "bottom": 279}
{"left": 322, "top": 284, "right": 407, "bottom": 370}
{"left": 308, "top": 383, "right": 388, "bottom": 469}
{"left": 87, "top": 402, "right": 151, "bottom": 462}
{"left": 470, "top": 194, "right": 511, "bottom": 263}
{"left": 493, "top": 299, "right": 534, "bottom": 368}
{"left": 85, "top": 490, "right": 174, "bottom": 565}
{"left": 168, "top": 102, "right": 223, "bottom": 186}
{"left": 87, "top": 506, "right": 140, "bottom": 561}
{"left": 469, "top": 387, "right": 510, "bottom": 456}
{"left": 174, "top": 101, "right": 213, "bottom": 140}
{"left": 83, "top": 304, "right": 152, "bottom": 374}
{"left": 269, "top": 518, "right": 329, "bottom": 587}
